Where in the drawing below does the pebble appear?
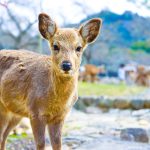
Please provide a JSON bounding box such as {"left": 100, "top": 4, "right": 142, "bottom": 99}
{"left": 120, "top": 128, "right": 149, "bottom": 143}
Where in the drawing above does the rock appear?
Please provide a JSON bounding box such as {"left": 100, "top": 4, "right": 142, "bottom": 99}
{"left": 120, "top": 128, "right": 149, "bottom": 143}
{"left": 144, "top": 100, "right": 150, "bottom": 108}
{"left": 131, "top": 100, "right": 144, "bottom": 110}
{"left": 74, "top": 98, "right": 86, "bottom": 111}
{"left": 113, "top": 99, "right": 131, "bottom": 109}
{"left": 75, "top": 96, "right": 150, "bottom": 110}
{"left": 98, "top": 98, "right": 113, "bottom": 109}
{"left": 82, "top": 96, "right": 98, "bottom": 106}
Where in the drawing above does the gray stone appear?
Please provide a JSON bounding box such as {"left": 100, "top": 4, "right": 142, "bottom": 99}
{"left": 75, "top": 96, "right": 150, "bottom": 110}
{"left": 131, "top": 100, "right": 144, "bottom": 110}
{"left": 82, "top": 97, "right": 95, "bottom": 106}
{"left": 113, "top": 99, "right": 131, "bottom": 109}
{"left": 120, "top": 128, "right": 149, "bottom": 143}
{"left": 98, "top": 98, "right": 113, "bottom": 109}
{"left": 74, "top": 98, "right": 86, "bottom": 111}
{"left": 144, "top": 100, "right": 150, "bottom": 108}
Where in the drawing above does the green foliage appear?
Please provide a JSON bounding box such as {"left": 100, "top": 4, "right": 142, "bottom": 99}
{"left": 78, "top": 82, "right": 146, "bottom": 96}
{"left": 131, "top": 41, "right": 150, "bottom": 53}
{"left": 8, "top": 133, "right": 28, "bottom": 143}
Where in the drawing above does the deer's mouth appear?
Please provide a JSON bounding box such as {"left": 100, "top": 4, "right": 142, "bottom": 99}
{"left": 60, "top": 70, "right": 74, "bottom": 76}
{"left": 64, "top": 71, "right": 69, "bottom": 74}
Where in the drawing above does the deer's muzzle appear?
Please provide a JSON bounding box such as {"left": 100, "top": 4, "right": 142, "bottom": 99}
{"left": 61, "top": 61, "right": 72, "bottom": 72}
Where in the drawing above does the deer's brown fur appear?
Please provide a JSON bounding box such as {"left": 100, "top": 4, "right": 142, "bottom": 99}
{"left": 135, "top": 65, "right": 150, "bottom": 87}
{"left": 0, "top": 13, "right": 102, "bottom": 150}
{"left": 79, "top": 64, "right": 105, "bottom": 82}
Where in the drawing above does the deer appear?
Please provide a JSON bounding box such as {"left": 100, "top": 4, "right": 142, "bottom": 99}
{"left": 79, "top": 64, "right": 105, "bottom": 82}
{"left": 135, "top": 65, "right": 150, "bottom": 87}
{"left": 0, "top": 13, "right": 102, "bottom": 150}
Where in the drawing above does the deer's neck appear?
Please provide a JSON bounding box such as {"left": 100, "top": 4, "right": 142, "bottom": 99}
{"left": 51, "top": 68, "right": 78, "bottom": 99}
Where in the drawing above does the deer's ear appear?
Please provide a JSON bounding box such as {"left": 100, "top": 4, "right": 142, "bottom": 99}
{"left": 79, "top": 18, "right": 102, "bottom": 44}
{"left": 38, "top": 13, "right": 57, "bottom": 40}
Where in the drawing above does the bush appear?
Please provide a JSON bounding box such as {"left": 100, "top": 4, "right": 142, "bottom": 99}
{"left": 131, "top": 41, "right": 150, "bottom": 53}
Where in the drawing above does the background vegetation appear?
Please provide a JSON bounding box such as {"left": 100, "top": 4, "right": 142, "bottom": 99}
{"left": 78, "top": 82, "right": 145, "bottom": 96}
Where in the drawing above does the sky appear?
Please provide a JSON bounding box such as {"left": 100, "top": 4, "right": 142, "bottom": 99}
{"left": 0, "top": 0, "right": 150, "bottom": 30}
{"left": 41, "top": 0, "right": 150, "bottom": 25}
{"left": 1, "top": 0, "right": 150, "bottom": 24}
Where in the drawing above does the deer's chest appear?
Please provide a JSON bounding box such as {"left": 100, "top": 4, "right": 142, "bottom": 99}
{"left": 38, "top": 94, "right": 73, "bottom": 123}
{"left": 37, "top": 85, "right": 75, "bottom": 123}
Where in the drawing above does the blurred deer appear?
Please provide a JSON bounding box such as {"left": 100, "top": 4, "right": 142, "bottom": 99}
{"left": 79, "top": 64, "right": 105, "bottom": 82}
{"left": 0, "top": 13, "right": 102, "bottom": 150}
{"left": 124, "top": 65, "right": 150, "bottom": 87}
{"left": 135, "top": 65, "right": 150, "bottom": 87}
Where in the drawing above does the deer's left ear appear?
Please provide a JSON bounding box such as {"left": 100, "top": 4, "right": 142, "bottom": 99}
{"left": 79, "top": 18, "right": 102, "bottom": 44}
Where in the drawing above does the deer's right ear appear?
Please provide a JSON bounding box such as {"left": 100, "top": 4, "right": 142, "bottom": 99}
{"left": 38, "top": 13, "right": 57, "bottom": 40}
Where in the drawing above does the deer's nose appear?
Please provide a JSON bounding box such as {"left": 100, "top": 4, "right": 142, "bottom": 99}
{"left": 61, "top": 61, "right": 72, "bottom": 71}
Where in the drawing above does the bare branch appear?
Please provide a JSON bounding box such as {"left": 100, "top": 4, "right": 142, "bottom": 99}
{"left": 0, "top": 1, "right": 8, "bottom": 8}
{"left": 6, "top": 7, "right": 22, "bottom": 32}
{"left": 0, "top": 0, "right": 39, "bottom": 51}
{"left": 2, "top": 30, "right": 16, "bottom": 39}
{"left": 22, "top": 20, "right": 37, "bottom": 36}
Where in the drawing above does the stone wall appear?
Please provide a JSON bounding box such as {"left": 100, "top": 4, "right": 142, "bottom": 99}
{"left": 75, "top": 96, "right": 150, "bottom": 110}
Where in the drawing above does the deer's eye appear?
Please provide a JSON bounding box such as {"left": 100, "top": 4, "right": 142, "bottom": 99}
{"left": 53, "top": 44, "right": 60, "bottom": 51}
{"left": 76, "top": 46, "right": 82, "bottom": 52}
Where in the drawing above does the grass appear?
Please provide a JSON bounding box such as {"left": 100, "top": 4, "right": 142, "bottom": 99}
{"left": 78, "top": 82, "right": 146, "bottom": 96}
{"left": 8, "top": 133, "right": 28, "bottom": 143}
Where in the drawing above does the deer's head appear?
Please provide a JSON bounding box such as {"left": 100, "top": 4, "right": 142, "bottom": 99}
{"left": 38, "top": 13, "right": 102, "bottom": 77}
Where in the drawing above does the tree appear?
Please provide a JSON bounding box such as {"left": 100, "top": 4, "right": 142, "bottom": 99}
{"left": 0, "top": 0, "right": 41, "bottom": 51}
{"left": 131, "top": 41, "right": 150, "bottom": 53}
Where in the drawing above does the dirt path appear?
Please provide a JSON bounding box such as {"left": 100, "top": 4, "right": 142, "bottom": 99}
{"left": 7, "top": 108, "right": 150, "bottom": 150}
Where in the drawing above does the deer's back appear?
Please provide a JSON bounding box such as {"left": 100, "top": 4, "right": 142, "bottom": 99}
{"left": 0, "top": 50, "right": 52, "bottom": 116}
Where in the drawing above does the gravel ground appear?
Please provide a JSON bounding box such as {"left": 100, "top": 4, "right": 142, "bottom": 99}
{"left": 6, "top": 108, "right": 150, "bottom": 150}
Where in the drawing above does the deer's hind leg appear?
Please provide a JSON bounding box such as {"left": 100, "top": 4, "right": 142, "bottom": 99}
{"left": 0, "top": 102, "right": 9, "bottom": 150}
{"left": 0, "top": 103, "right": 22, "bottom": 150}
{"left": 1, "top": 116, "right": 22, "bottom": 150}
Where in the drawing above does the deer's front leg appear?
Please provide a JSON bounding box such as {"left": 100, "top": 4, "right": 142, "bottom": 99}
{"left": 30, "top": 116, "right": 46, "bottom": 150}
{"left": 48, "top": 122, "right": 63, "bottom": 150}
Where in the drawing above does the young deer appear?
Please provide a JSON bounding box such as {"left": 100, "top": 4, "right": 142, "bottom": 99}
{"left": 0, "top": 13, "right": 102, "bottom": 150}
